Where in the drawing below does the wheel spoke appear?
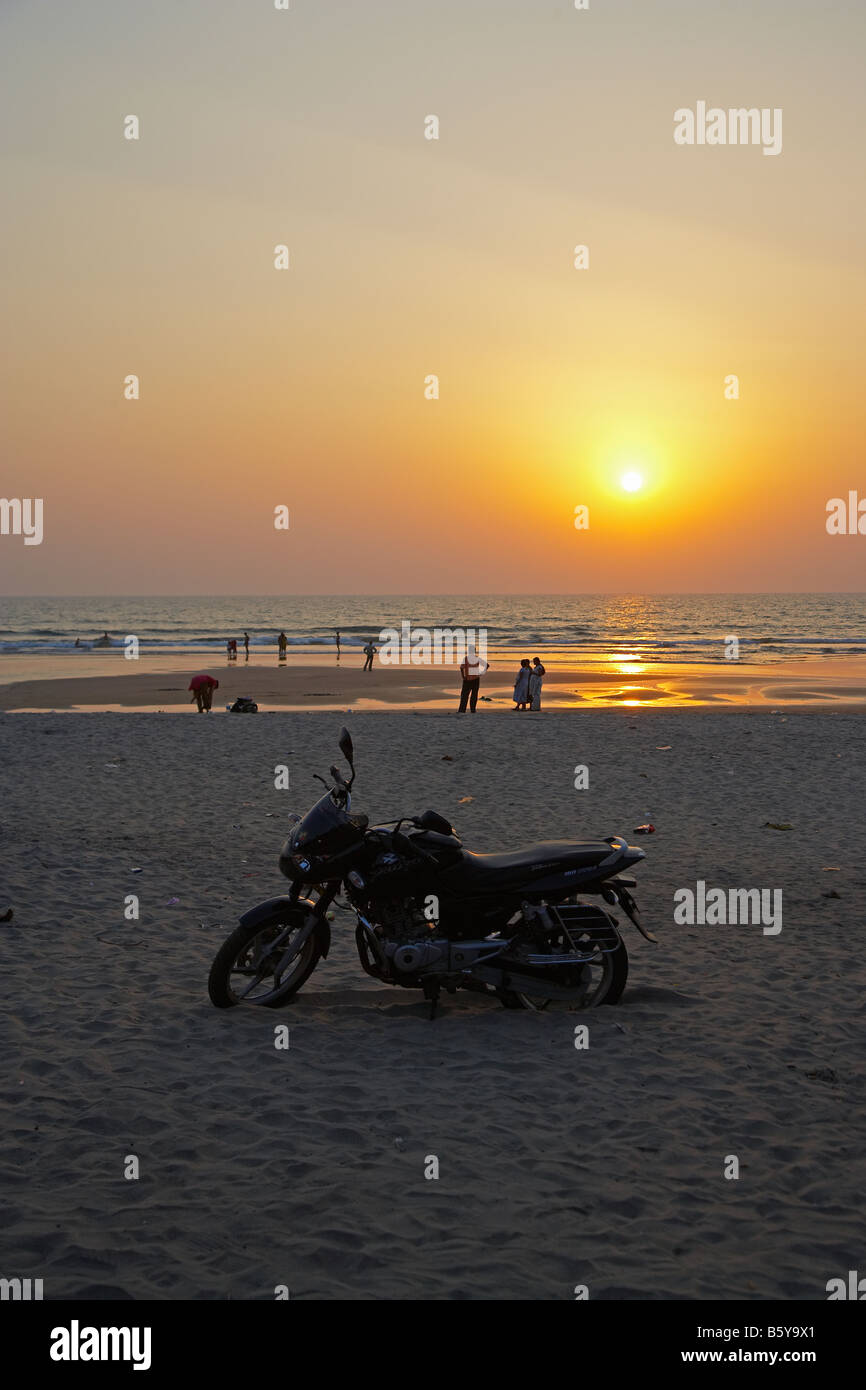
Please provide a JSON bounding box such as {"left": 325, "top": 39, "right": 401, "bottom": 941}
{"left": 227, "top": 922, "right": 315, "bottom": 1004}
{"left": 236, "top": 970, "right": 270, "bottom": 1000}
{"left": 272, "top": 927, "right": 311, "bottom": 983}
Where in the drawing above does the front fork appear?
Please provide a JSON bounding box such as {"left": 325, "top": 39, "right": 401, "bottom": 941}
{"left": 240, "top": 885, "right": 337, "bottom": 974}
{"left": 295, "top": 882, "right": 339, "bottom": 960}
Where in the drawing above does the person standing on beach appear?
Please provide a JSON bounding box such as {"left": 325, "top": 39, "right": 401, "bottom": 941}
{"left": 458, "top": 646, "right": 487, "bottom": 713}
{"left": 335, "top": 628, "right": 341, "bottom": 661}
{"left": 513, "top": 659, "right": 531, "bottom": 711}
{"left": 243, "top": 631, "right": 250, "bottom": 660}
{"left": 362, "top": 641, "right": 377, "bottom": 671}
{"left": 278, "top": 631, "right": 288, "bottom": 662}
{"left": 528, "top": 656, "right": 546, "bottom": 711}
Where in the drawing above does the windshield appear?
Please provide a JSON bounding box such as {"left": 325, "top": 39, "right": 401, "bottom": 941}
{"left": 291, "top": 789, "right": 350, "bottom": 850}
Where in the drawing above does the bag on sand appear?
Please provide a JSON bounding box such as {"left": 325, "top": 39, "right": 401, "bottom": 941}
{"left": 228, "top": 696, "right": 258, "bottom": 713}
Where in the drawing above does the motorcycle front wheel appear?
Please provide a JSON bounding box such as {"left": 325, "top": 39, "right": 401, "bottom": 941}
{"left": 208, "top": 914, "right": 321, "bottom": 1009}
{"left": 497, "top": 934, "right": 628, "bottom": 1011}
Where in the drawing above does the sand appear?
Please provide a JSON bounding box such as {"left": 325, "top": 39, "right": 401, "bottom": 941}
{"left": 3, "top": 653, "right": 866, "bottom": 712}
{"left": 1, "top": 710, "right": 864, "bottom": 1299}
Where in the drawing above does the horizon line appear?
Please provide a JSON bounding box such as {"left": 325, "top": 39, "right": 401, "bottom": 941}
{"left": 3, "top": 590, "right": 866, "bottom": 600}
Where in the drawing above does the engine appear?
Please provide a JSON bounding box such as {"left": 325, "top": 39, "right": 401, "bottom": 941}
{"left": 386, "top": 939, "right": 447, "bottom": 974}
{"left": 372, "top": 896, "right": 439, "bottom": 944}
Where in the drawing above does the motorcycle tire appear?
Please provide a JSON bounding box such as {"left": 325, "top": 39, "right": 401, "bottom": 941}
{"left": 498, "top": 936, "right": 629, "bottom": 1010}
{"left": 208, "top": 913, "right": 321, "bottom": 1009}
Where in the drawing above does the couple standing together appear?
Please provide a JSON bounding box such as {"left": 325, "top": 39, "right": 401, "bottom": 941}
{"left": 513, "top": 657, "right": 545, "bottom": 711}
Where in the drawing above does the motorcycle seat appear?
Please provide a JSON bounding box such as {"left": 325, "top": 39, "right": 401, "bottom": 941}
{"left": 460, "top": 839, "right": 616, "bottom": 875}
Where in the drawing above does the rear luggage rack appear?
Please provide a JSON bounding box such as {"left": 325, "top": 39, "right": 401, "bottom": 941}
{"left": 523, "top": 902, "right": 622, "bottom": 964}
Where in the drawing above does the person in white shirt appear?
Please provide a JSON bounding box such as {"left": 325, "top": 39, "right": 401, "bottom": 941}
{"left": 513, "top": 659, "right": 531, "bottom": 710}
{"left": 528, "top": 657, "right": 546, "bottom": 711}
{"left": 458, "top": 646, "right": 488, "bottom": 712}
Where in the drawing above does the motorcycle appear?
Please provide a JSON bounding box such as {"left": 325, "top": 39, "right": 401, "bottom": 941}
{"left": 207, "top": 728, "right": 656, "bottom": 1016}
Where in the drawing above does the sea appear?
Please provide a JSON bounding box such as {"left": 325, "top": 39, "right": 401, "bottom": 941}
{"left": 1, "top": 594, "right": 864, "bottom": 664}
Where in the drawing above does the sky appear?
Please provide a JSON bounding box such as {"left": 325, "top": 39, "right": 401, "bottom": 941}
{"left": 1, "top": 0, "right": 864, "bottom": 595}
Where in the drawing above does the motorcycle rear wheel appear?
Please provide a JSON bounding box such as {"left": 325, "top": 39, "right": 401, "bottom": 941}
{"left": 497, "top": 935, "right": 628, "bottom": 1011}
{"left": 208, "top": 915, "right": 321, "bottom": 1009}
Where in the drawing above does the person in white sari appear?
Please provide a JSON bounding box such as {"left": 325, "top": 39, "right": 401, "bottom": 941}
{"left": 528, "top": 657, "right": 546, "bottom": 711}
{"left": 513, "top": 659, "right": 531, "bottom": 710}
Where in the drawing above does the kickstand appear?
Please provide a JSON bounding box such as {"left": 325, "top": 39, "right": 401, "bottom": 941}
{"left": 423, "top": 981, "right": 440, "bottom": 1020}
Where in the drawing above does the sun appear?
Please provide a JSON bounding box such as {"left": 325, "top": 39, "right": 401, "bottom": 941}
{"left": 621, "top": 470, "right": 644, "bottom": 493}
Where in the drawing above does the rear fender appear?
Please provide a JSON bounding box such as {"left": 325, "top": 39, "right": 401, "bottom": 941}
{"left": 239, "top": 895, "right": 331, "bottom": 957}
{"left": 601, "top": 884, "right": 657, "bottom": 943}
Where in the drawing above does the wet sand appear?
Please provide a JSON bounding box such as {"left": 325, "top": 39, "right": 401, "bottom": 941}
{"left": 2, "top": 653, "right": 866, "bottom": 712}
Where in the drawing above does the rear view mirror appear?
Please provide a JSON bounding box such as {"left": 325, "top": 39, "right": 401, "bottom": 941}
{"left": 338, "top": 727, "right": 354, "bottom": 766}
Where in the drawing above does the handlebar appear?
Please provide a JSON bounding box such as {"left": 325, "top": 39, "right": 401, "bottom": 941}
{"left": 392, "top": 828, "right": 439, "bottom": 869}
{"left": 313, "top": 768, "right": 351, "bottom": 811}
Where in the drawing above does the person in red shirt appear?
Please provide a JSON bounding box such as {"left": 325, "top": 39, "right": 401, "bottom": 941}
{"left": 188, "top": 673, "right": 219, "bottom": 713}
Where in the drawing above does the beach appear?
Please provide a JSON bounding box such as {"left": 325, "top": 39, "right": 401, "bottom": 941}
{"left": 1, "top": 709, "right": 864, "bottom": 1299}
{"left": 5, "top": 0, "right": 866, "bottom": 1331}
{"left": 3, "top": 651, "right": 866, "bottom": 712}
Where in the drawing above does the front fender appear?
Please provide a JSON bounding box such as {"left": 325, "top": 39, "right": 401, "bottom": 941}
{"left": 239, "top": 895, "right": 331, "bottom": 958}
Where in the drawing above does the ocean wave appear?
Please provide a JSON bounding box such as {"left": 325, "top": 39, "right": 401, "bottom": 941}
{"left": 2, "top": 595, "right": 865, "bottom": 661}
{"left": 2, "top": 635, "right": 865, "bottom": 660}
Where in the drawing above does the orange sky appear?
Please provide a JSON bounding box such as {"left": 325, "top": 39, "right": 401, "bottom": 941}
{"left": 1, "top": 0, "right": 864, "bottom": 593}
